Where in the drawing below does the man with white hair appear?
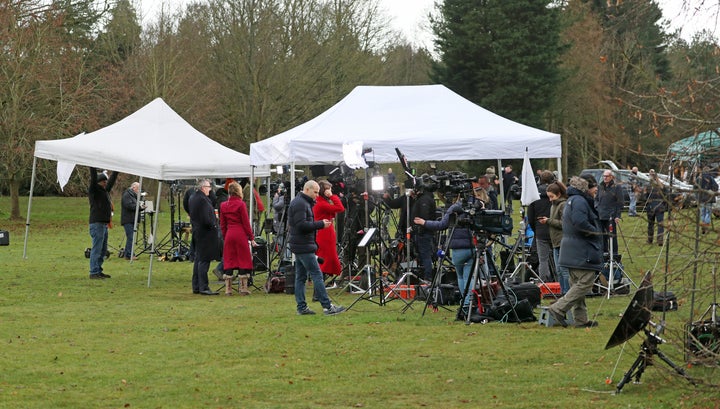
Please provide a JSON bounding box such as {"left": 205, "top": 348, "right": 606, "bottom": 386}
{"left": 121, "top": 181, "right": 141, "bottom": 260}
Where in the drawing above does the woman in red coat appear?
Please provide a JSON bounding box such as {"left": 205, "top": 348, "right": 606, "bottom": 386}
{"left": 220, "top": 182, "right": 256, "bottom": 295}
{"left": 313, "top": 180, "right": 345, "bottom": 281}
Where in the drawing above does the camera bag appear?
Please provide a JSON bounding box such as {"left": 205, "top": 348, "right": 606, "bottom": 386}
{"left": 652, "top": 291, "right": 678, "bottom": 311}
{"left": 264, "top": 271, "right": 286, "bottom": 294}
{"left": 507, "top": 282, "right": 542, "bottom": 308}
{"left": 0, "top": 230, "right": 8, "bottom": 246}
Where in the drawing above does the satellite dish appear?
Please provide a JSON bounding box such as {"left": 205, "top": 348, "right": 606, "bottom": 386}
{"left": 605, "top": 272, "right": 654, "bottom": 349}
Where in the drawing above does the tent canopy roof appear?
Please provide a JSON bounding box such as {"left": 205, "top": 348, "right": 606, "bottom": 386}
{"left": 668, "top": 129, "right": 720, "bottom": 163}
{"left": 250, "top": 85, "right": 561, "bottom": 166}
{"left": 35, "top": 98, "right": 267, "bottom": 180}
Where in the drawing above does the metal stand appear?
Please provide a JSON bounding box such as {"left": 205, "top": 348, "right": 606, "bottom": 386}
{"left": 616, "top": 322, "right": 696, "bottom": 393}
{"left": 594, "top": 224, "right": 637, "bottom": 298}
{"left": 503, "top": 215, "right": 556, "bottom": 296}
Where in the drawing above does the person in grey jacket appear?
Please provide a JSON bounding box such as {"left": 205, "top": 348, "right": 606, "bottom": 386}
{"left": 547, "top": 175, "right": 603, "bottom": 328}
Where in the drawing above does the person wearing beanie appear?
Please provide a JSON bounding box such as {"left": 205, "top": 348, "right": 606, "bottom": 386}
{"left": 546, "top": 175, "right": 603, "bottom": 328}
{"left": 88, "top": 167, "right": 119, "bottom": 279}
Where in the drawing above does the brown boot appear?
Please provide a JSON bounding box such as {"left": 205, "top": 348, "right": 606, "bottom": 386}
{"left": 239, "top": 275, "right": 251, "bottom": 295}
{"left": 223, "top": 274, "right": 234, "bottom": 295}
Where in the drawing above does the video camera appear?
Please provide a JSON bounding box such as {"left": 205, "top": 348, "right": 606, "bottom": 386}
{"left": 455, "top": 199, "right": 512, "bottom": 235}
{"left": 432, "top": 170, "right": 475, "bottom": 196}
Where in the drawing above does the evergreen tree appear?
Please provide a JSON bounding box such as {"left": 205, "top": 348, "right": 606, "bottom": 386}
{"left": 430, "top": 0, "right": 565, "bottom": 128}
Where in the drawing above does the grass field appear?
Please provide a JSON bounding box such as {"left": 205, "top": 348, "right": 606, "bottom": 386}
{"left": 1, "top": 196, "right": 719, "bottom": 408}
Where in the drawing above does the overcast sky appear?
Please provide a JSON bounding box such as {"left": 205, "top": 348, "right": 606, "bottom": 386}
{"left": 134, "top": 0, "right": 719, "bottom": 46}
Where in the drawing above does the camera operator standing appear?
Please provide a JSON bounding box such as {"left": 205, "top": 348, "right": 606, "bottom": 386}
{"left": 88, "top": 167, "right": 119, "bottom": 279}
{"left": 411, "top": 178, "right": 437, "bottom": 282}
{"left": 414, "top": 198, "right": 473, "bottom": 320}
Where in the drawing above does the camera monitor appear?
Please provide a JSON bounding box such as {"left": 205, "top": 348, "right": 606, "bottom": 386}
{"left": 605, "top": 272, "right": 654, "bottom": 349}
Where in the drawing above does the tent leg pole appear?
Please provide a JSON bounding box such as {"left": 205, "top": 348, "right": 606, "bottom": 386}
{"left": 23, "top": 157, "right": 38, "bottom": 259}
{"left": 148, "top": 181, "right": 163, "bottom": 288}
{"left": 497, "top": 158, "right": 505, "bottom": 214}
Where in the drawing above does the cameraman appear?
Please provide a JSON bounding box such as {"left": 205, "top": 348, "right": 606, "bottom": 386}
{"left": 411, "top": 179, "right": 437, "bottom": 282}
{"left": 414, "top": 198, "right": 473, "bottom": 319}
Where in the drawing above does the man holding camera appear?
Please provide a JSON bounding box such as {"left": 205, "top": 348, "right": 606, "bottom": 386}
{"left": 121, "top": 182, "right": 142, "bottom": 261}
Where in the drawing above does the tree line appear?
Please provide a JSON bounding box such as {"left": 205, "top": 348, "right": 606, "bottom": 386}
{"left": 1, "top": 0, "right": 717, "bottom": 219}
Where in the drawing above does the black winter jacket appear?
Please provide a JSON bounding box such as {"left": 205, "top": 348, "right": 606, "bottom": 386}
{"left": 527, "top": 183, "right": 551, "bottom": 241}
{"left": 88, "top": 167, "right": 118, "bottom": 224}
{"left": 288, "top": 192, "right": 325, "bottom": 254}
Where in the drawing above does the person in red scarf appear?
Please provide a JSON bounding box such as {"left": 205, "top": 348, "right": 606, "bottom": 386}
{"left": 313, "top": 180, "right": 345, "bottom": 286}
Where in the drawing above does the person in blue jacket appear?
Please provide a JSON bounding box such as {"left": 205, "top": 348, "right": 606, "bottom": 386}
{"left": 414, "top": 197, "right": 476, "bottom": 319}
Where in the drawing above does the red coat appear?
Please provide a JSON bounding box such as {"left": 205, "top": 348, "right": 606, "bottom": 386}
{"left": 220, "top": 196, "right": 254, "bottom": 271}
{"left": 313, "top": 194, "right": 345, "bottom": 275}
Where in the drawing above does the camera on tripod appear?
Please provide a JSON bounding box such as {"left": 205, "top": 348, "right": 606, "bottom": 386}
{"left": 434, "top": 171, "right": 475, "bottom": 194}
{"left": 455, "top": 203, "right": 513, "bottom": 235}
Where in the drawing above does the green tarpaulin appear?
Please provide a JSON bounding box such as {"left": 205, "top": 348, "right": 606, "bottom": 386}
{"left": 668, "top": 130, "right": 720, "bottom": 163}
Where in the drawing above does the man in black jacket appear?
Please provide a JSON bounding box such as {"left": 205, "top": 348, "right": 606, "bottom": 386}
{"left": 288, "top": 180, "right": 345, "bottom": 316}
{"left": 596, "top": 170, "right": 624, "bottom": 255}
{"left": 411, "top": 180, "right": 437, "bottom": 282}
{"left": 188, "top": 179, "right": 220, "bottom": 295}
{"left": 88, "top": 167, "right": 119, "bottom": 279}
{"left": 527, "top": 171, "right": 555, "bottom": 282}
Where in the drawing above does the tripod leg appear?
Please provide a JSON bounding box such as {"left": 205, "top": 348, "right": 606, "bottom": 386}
{"left": 616, "top": 352, "right": 647, "bottom": 393}
{"left": 654, "top": 350, "right": 696, "bottom": 386}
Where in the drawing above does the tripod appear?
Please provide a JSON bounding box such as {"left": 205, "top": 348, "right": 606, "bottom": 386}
{"left": 155, "top": 182, "right": 191, "bottom": 260}
{"left": 594, "top": 224, "right": 637, "bottom": 298}
{"left": 616, "top": 321, "right": 696, "bottom": 393}
{"left": 502, "top": 215, "right": 557, "bottom": 297}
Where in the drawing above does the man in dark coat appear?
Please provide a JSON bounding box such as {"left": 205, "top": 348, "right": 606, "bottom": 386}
{"left": 502, "top": 165, "right": 518, "bottom": 214}
{"left": 88, "top": 167, "right": 119, "bottom": 279}
{"left": 596, "top": 170, "right": 624, "bottom": 255}
{"left": 188, "top": 179, "right": 221, "bottom": 295}
{"left": 120, "top": 182, "right": 142, "bottom": 260}
{"left": 697, "top": 166, "right": 718, "bottom": 233}
{"left": 645, "top": 169, "right": 668, "bottom": 245}
{"left": 288, "top": 180, "right": 345, "bottom": 316}
{"left": 527, "top": 171, "right": 555, "bottom": 282}
{"left": 547, "top": 175, "right": 603, "bottom": 328}
{"left": 411, "top": 181, "right": 437, "bottom": 282}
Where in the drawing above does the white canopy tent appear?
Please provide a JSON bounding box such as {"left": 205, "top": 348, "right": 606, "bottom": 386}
{"left": 250, "top": 84, "right": 562, "bottom": 206}
{"left": 26, "top": 98, "right": 269, "bottom": 286}
{"left": 250, "top": 85, "right": 562, "bottom": 166}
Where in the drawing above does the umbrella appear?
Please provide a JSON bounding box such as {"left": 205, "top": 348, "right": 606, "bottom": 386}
{"left": 520, "top": 147, "right": 540, "bottom": 206}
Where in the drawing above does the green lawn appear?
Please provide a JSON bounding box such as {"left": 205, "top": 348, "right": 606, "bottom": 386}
{"left": 0, "top": 196, "right": 718, "bottom": 408}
